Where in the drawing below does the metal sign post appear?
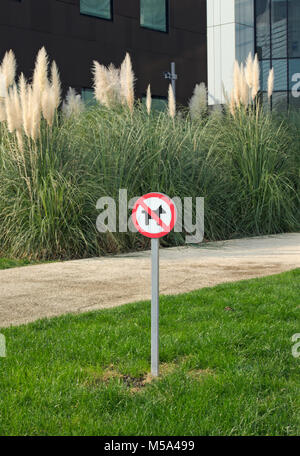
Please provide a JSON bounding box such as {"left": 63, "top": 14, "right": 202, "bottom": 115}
{"left": 151, "top": 238, "right": 159, "bottom": 377}
{"left": 163, "top": 62, "right": 178, "bottom": 101}
{"left": 132, "top": 193, "right": 177, "bottom": 377}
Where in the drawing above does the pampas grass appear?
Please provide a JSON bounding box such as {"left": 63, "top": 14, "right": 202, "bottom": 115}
{"left": 245, "top": 52, "right": 253, "bottom": 89}
{"left": 32, "top": 47, "right": 49, "bottom": 97}
{"left": 240, "top": 66, "right": 250, "bottom": 107}
{"left": 1, "top": 47, "right": 62, "bottom": 143}
{"left": 93, "top": 62, "right": 121, "bottom": 107}
{"left": 0, "top": 73, "right": 6, "bottom": 122}
{"left": 50, "top": 61, "right": 61, "bottom": 109}
{"left": 62, "top": 87, "right": 85, "bottom": 118}
{"left": 189, "top": 83, "right": 207, "bottom": 120}
{"left": 0, "top": 46, "right": 298, "bottom": 261}
{"left": 5, "top": 84, "right": 22, "bottom": 133}
{"left": 0, "top": 102, "right": 6, "bottom": 122}
{"left": 168, "top": 84, "right": 176, "bottom": 119}
{"left": 252, "top": 54, "right": 260, "bottom": 100}
{"left": 41, "top": 86, "right": 56, "bottom": 127}
{"left": 226, "top": 53, "right": 268, "bottom": 114}
{"left": 0, "top": 72, "right": 6, "bottom": 99}
{"left": 93, "top": 61, "right": 110, "bottom": 107}
{"left": 268, "top": 67, "right": 274, "bottom": 100}
{"left": 0, "top": 50, "right": 16, "bottom": 88}
{"left": 107, "top": 64, "right": 122, "bottom": 106}
{"left": 210, "top": 104, "right": 223, "bottom": 121}
{"left": 120, "top": 53, "right": 135, "bottom": 112}
{"left": 0, "top": 103, "right": 298, "bottom": 260}
{"left": 29, "top": 85, "right": 42, "bottom": 140}
{"left": 233, "top": 61, "right": 242, "bottom": 106}
{"left": 146, "top": 84, "right": 152, "bottom": 115}
{"left": 93, "top": 53, "right": 135, "bottom": 111}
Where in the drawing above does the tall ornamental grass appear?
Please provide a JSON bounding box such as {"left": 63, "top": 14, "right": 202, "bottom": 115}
{"left": 0, "top": 49, "right": 299, "bottom": 260}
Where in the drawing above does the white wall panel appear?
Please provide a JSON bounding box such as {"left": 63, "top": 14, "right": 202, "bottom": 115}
{"left": 221, "top": 23, "right": 236, "bottom": 103}
{"left": 220, "top": 0, "right": 235, "bottom": 25}
{"left": 207, "top": 0, "right": 255, "bottom": 105}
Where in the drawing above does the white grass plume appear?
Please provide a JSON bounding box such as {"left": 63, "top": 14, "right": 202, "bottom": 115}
{"left": 93, "top": 61, "right": 111, "bottom": 107}
{"left": 189, "top": 83, "right": 207, "bottom": 120}
{"left": 240, "top": 65, "right": 250, "bottom": 107}
{"left": 268, "top": 68, "right": 274, "bottom": 100}
{"left": 0, "top": 101, "right": 5, "bottom": 122}
{"left": 252, "top": 54, "right": 260, "bottom": 100}
{"left": 146, "top": 84, "right": 152, "bottom": 115}
{"left": 107, "top": 64, "right": 121, "bottom": 105}
{"left": 233, "top": 61, "right": 242, "bottom": 105}
{"left": 245, "top": 52, "right": 253, "bottom": 89}
{"left": 168, "top": 84, "right": 176, "bottom": 119}
{"left": 50, "top": 61, "right": 61, "bottom": 109}
{"left": 18, "top": 73, "right": 30, "bottom": 137}
{"left": 0, "top": 72, "right": 7, "bottom": 122}
{"left": 0, "top": 50, "right": 16, "bottom": 88}
{"left": 210, "top": 104, "right": 223, "bottom": 121}
{"left": 5, "top": 84, "right": 22, "bottom": 133}
{"left": 28, "top": 84, "right": 41, "bottom": 140}
{"left": 120, "top": 53, "right": 135, "bottom": 112}
{"left": 229, "top": 90, "right": 236, "bottom": 116}
{"left": 0, "top": 72, "right": 7, "bottom": 99}
{"left": 62, "top": 87, "right": 85, "bottom": 118}
{"left": 32, "top": 47, "right": 49, "bottom": 96}
{"left": 42, "top": 85, "right": 56, "bottom": 127}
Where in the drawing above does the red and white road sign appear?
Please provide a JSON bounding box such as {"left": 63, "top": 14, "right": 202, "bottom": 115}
{"left": 132, "top": 192, "right": 177, "bottom": 239}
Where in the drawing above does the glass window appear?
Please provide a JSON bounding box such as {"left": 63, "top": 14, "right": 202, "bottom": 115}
{"left": 142, "top": 96, "right": 167, "bottom": 111}
{"left": 271, "top": 0, "right": 287, "bottom": 58}
{"left": 235, "top": 0, "right": 254, "bottom": 27}
{"left": 80, "top": 0, "right": 112, "bottom": 20}
{"left": 256, "top": 0, "right": 271, "bottom": 59}
{"left": 235, "top": 23, "right": 255, "bottom": 63}
{"left": 289, "top": 59, "right": 300, "bottom": 96}
{"left": 140, "top": 0, "right": 167, "bottom": 32}
{"left": 272, "top": 91, "right": 288, "bottom": 109}
{"left": 288, "top": 0, "right": 300, "bottom": 58}
{"left": 82, "top": 88, "right": 96, "bottom": 106}
{"left": 289, "top": 92, "right": 300, "bottom": 108}
{"left": 260, "top": 60, "right": 271, "bottom": 91}
{"left": 273, "top": 59, "right": 288, "bottom": 90}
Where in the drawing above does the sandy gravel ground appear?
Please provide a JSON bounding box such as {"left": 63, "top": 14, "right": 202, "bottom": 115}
{"left": 0, "top": 233, "right": 299, "bottom": 328}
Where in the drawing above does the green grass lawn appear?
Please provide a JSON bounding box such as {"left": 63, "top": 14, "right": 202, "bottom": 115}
{"left": 0, "top": 270, "right": 299, "bottom": 436}
{"left": 0, "top": 258, "right": 37, "bottom": 270}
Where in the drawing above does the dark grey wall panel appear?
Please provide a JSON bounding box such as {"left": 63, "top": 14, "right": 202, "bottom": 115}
{"left": 0, "top": 0, "right": 207, "bottom": 104}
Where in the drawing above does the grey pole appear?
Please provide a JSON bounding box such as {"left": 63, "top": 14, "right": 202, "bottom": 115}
{"left": 151, "top": 238, "right": 159, "bottom": 377}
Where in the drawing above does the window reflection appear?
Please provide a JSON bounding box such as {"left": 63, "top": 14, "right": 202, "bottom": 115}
{"left": 273, "top": 59, "right": 288, "bottom": 90}
{"left": 256, "top": 0, "right": 271, "bottom": 59}
{"left": 271, "top": 0, "right": 287, "bottom": 58}
{"left": 288, "top": 0, "right": 300, "bottom": 58}
{"left": 236, "top": 0, "right": 254, "bottom": 26}
{"left": 260, "top": 60, "right": 271, "bottom": 92}
{"left": 140, "top": 0, "right": 167, "bottom": 32}
{"left": 253, "top": 0, "right": 300, "bottom": 108}
{"left": 289, "top": 59, "right": 300, "bottom": 92}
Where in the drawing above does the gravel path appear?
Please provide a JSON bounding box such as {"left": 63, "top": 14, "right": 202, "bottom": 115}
{"left": 1, "top": 233, "right": 299, "bottom": 328}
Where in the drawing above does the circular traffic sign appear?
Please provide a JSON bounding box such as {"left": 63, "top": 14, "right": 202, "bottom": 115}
{"left": 132, "top": 192, "right": 177, "bottom": 239}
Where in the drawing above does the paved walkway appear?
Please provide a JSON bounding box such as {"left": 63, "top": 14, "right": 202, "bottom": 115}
{"left": 0, "top": 233, "right": 299, "bottom": 328}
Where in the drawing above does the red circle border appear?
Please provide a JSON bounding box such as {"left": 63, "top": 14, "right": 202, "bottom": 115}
{"left": 132, "top": 192, "right": 177, "bottom": 239}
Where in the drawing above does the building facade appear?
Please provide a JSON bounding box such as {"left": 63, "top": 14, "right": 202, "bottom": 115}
{"left": 207, "top": 0, "right": 300, "bottom": 108}
{"left": 0, "top": 0, "right": 207, "bottom": 105}
{"left": 2, "top": 1, "right": 300, "bottom": 109}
